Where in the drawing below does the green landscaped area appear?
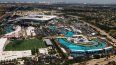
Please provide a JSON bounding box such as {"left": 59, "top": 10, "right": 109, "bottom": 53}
{"left": 5, "top": 39, "right": 46, "bottom": 51}
{"left": 0, "top": 26, "right": 5, "bottom": 35}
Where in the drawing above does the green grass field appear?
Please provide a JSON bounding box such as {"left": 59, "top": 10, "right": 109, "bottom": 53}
{"left": 5, "top": 39, "right": 46, "bottom": 51}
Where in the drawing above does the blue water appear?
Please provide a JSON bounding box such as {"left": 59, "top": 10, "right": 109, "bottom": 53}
{"left": 49, "top": 26, "right": 111, "bottom": 53}
{"left": 56, "top": 31, "right": 111, "bottom": 53}
{"left": 4, "top": 25, "right": 14, "bottom": 33}
{"left": 65, "top": 31, "right": 74, "bottom": 37}
{"left": 49, "top": 26, "right": 57, "bottom": 31}
{"left": 58, "top": 38, "right": 106, "bottom": 52}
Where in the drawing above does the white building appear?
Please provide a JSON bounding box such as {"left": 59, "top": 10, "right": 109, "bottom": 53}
{"left": 39, "top": 48, "right": 48, "bottom": 55}
{"left": 0, "top": 38, "right": 8, "bottom": 52}
{"left": 0, "top": 50, "right": 31, "bottom": 61}
{"left": 26, "top": 26, "right": 36, "bottom": 36}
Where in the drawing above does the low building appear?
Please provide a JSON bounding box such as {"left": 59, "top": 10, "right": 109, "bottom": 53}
{"left": 0, "top": 50, "right": 32, "bottom": 61}
{"left": 44, "top": 39, "right": 53, "bottom": 46}
{"left": 39, "top": 48, "right": 48, "bottom": 55}
{"left": 0, "top": 38, "right": 32, "bottom": 61}
{"left": 26, "top": 26, "right": 36, "bottom": 36}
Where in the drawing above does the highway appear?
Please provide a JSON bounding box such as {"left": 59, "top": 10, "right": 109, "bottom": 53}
{"left": 68, "top": 15, "right": 116, "bottom": 46}
{"left": 85, "top": 22, "right": 116, "bottom": 43}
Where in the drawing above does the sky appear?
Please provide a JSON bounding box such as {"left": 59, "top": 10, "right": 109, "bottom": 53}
{"left": 0, "top": 0, "right": 116, "bottom": 4}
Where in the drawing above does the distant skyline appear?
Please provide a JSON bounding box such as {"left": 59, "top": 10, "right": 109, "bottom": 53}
{"left": 0, "top": 0, "right": 116, "bottom": 4}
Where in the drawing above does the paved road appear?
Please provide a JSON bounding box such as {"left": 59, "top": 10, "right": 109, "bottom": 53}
{"left": 85, "top": 22, "right": 116, "bottom": 44}
{"left": 68, "top": 15, "right": 116, "bottom": 46}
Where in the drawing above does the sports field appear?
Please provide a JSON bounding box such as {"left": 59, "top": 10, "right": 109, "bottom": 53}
{"left": 5, "top": 39, "right": 46, "bottom": 51}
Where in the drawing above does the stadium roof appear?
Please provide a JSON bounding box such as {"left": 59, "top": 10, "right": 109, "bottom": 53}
{"left": 16, "top": 15, "right": 57, "bottom": 21}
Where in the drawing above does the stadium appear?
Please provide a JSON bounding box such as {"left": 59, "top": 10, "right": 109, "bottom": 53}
{"left": 13, "top": 14, "right": 57, "bottom": 25}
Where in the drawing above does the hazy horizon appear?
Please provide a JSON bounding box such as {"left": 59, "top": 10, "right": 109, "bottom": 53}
{"left": 0, "top": 0, "right": 116, "bottom": 4}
